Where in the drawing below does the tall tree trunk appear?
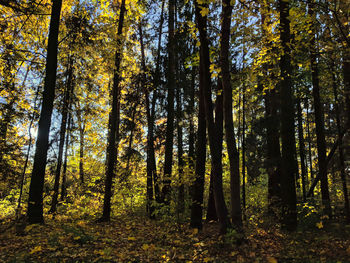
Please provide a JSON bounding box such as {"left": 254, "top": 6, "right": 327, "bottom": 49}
{"left": 195, "top": 0, "right": 230, "bottom": 233}
{"left": 241, "top": 81, "right": 246, "bottom": 216}
{"left": 220, "top": 0, "right": 242, "bottom": 229}
{"left": 190, "top": 70, "right": 207, "bottom": 229}
{"left": 27, "top": 0, "right": 63, "bottom": 224}
{"left": 16, "top": 86, "right": 40, "bottom": 218}
{"left": 139, "top": 21, "right": 155, "bottom": 218}
{"left": 100, "top": 0, "right": 126, "bottom": 221}
{"left": 308, "top": 0, "right": 331, "bottom": 217}
{"left": 49, "top": 57, "right": 73, "bottom": 214}
{"left": 78, "top": 110, "right": 85, "bottom": 186}
{"left": 296, "top": 91, "right": 307, "bottom": 202}
{"left": 278, "top": 0, "right": 297, "bottom": 230}
{"left": 151, "top": 0, "right": 165, "bottom": 204}
{"left": 306, "top": 98, "right": 314, "bottom": 197}
{"left": 162, "top": 0, "right": 176, "bottom": 204}
{"left": 176, "top": 78, "right": 185, "bottom": 214}
{"left": 331, "top": 65, "right": 350, "bottom": 223}
{"left": 264, "top": 87, "right": 282, "bottom": 214}
{"left": 60, "top": 112, "right": 71, "bottom": 201}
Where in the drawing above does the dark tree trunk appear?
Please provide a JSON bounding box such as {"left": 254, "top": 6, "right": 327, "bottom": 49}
{"left": 306, "top": 98, "right": 314, "bottom": 197}
{"left": 264, "top": 88, "right": 282, "bottom": 213}
{"left": 176, "top": 77, "right": 185, "bottom": 214}
{"left": 151, "top": 0, "right": 165, "bottom": 204}
{"left": 60, "top": 113, "right": 71, "bottom": 201}
{"left": 100, "top": 0, "right": 126, "bottom": 221}
{"left": 296, "top": 91, "right": 307, "bottom": 202}
{"left": 308, "top": 0, "right": 331, "bottom": 218}
{"left": 220, "top": 0, "right": 242, "bottom": 229}
{"left": 139, "top": 21, "right": 155, "bottom": 218}
{"left": 27, "top": 0, "right": 63, "bottom": 224}
{"left": 206, "top": 84, "right": 224, "bottom": 223}
{"left": 278, "top": 0, "right": 297, "bottom": 230}
{"left": 241, "top": 82, "right": 246, "bottom": 216}
{"left": 190, "top": 69, "right": 207, "bottom": 229}
{"left": 162, "top": 0, "right": 176, "bottom": 204}
{"left": 49, "top": 57, "right": 73, "bottom": 214}
{"left": 195, "top": 0, "right": 230, "bottom": 233}
{"left": 331, "top": 65, "right": 350, "bottom": 223}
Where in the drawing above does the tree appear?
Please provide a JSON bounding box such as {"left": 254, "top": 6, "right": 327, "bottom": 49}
{"left": 278, "top": 0, "right": 297, "bottom": 230}
{"left": 27, "top": 0, "right": 63, "bottom": 224}
{"left": 100, "top": 0, "right": 126, "bottom": 222}
{"left": 162, "top": 0, "right": 176, "bottom": 204}
{"left": 220, "top": 0, "right": 242, "bottom": 229}
{"left": 195, "top": 0, "right": 230, "bottom": 234}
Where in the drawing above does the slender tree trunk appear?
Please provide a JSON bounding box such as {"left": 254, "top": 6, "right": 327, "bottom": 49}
{"left": 16, "top": 86, "right": 40, "bottom": 218}
{"left": 306, "top": 98, "right": 314, "bottom": 197}
{"left": 27, "top": 0, "right": 63, "bottom": 224}
{"left": 296, "top": 91, "right": 307, "bottom": 202}
{"left": 49, "top": 57, "right": 73, "bottom": 214}
{"left": 195, "top": 0, "right": 230, "bottom": 233}
{"left": 220, "top": 0, "right": 242, "bottom": 229}
{"left": 331, "top": 65, "right": 350, "bottom": 223}
{"left": 241, "top": 81, "right": 246, "bottom": 216}
{"left": 162, "top": 0, "right": 176, "bottom": 204}
{"left": 308, "top": 0, "right": 331, "bottom": 218}
{"left": 100, "top": 0, "right": 126, "bottom": 221}
{"left": 278, "top": 0, "right": 297, "bottom": 230}
{"left": 176, "top": 78, "right": 185, "bottom": 214}
{"left": 151, "top": 0, "right": 165, "bottom": 204}
{"left": 190, "top": 70, "right": 207, "bottom": 229}
{"left": 60, "top": 113, "right": 71, "bottom": 201}
{"left": 139, "top": 21, "right": 155, "bottom": 218}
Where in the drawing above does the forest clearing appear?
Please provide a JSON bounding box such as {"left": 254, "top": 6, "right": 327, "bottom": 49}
{"left": 1, "top": 0, "right": 350, "bottom": 262}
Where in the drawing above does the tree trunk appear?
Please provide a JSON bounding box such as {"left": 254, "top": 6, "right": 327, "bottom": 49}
{"left": 308, "top": 0, "right": 331, "bottom": 218}
{"left": 100, "top": 0, "right": 126, "bottom": 221}
{"left": 306, "top": 98, "right": 314, "bottom": 197}
{"left": 195, "top": 0, "right": 230, "bottom": 233}
{"left": 190, "top": 70, "right": 207, "bottom": 229}
{"left": 331, "top": 64, "right": 350, "bottom": 223}
{"left": 176, "top": 77, "right": 185, "bottom": 214}
{"left": 60, "top": 113, "right": 71, "bottom": 201}
{"left": 220, "top": 0, "right": 242, "bottom": 229}
{"left": 296, "top": 91, "right": 307, "bottom": 202}
{"left": 278, "top": 0, "right": 297, "bottom": 230}
{"left": 264, "top": 87, "right": 282, "bottom": 213}
{"left": 27, "top": 0, "right": 63, "bottom": 224}
{"left": 49, "top": 57, "right": 73, "bottom": 214}
{"left": 162, "top": 0, "right": 176, "bottom": 204}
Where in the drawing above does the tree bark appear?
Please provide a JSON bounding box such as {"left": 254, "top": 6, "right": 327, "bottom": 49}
{"left": 49, "top": 56, "right": 74, "bottom": 214}
{"left": 162, "top": 0, "right": 176, "bottom": 204}
{"left": 308, "top": 0, "right": 331, "bottom": 217}
{"left": 60, "top": 112, "right": 71, "bottom": 201}
{"left": 296, "top": 92, "right": 307, "bottom": 202}
{"left": 100, "top": 0, "right": 126, "bottom": 221}
{"left": 220, "top": 0, "right": 242, "bottom": 229}
{"left": 195, "top": 0, "right": 230, "bottom": 233}
{"left": 278, "top": 0, "right": 297, "bottom": 230}
{"left": 27, "top": 0, "right": 63, "bottom": 224}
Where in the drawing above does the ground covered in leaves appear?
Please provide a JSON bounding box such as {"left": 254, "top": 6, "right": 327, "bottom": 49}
{"left": 0, "top": 214, "right": 350, "bottom": 263}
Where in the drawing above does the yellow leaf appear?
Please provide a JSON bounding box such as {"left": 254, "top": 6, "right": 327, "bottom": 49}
{"left": 142, "top": 244, "right": 149, "bottom": 250}
{"left": 316, "top": 221, "right": 323, "bottom": 229}
{"left": 267, "top": 257, "right": 277, "bottom": 263}
{"left": 30, "top": 246, "right": 42, "bottom": 254}
{"left": 128, "top": 236, "right": 136, "bottom": 241}
{"left": 203, "top": 257, "right": 212, "bottom": 262}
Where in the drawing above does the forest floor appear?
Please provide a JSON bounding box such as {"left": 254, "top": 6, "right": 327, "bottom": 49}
{"left": 0, "top": 213, "right": 350, "bottom": 263}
